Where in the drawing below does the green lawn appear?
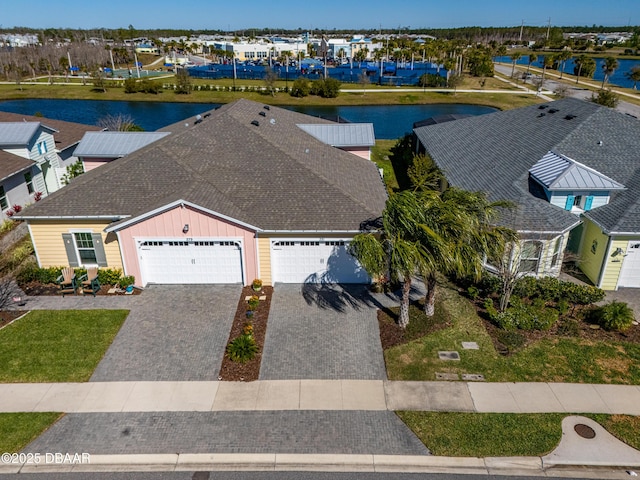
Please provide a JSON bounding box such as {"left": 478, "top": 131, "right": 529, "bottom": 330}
{"left": 0, "top": 413, "right": 62, "bottom": 452}
{"left": 0, "top": 310, "right": 128, "bottom": 383}
{"left": 371, "top": 139, "right": 399, "bottom": 191}
{"left": 397, "top": 412, "right": 640, "bottom": 457}
{"left": 384, "top": 282, "right": 640, "bottom": 384}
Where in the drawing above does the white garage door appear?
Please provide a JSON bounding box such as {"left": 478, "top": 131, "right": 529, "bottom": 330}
{"left": 271, "top": 239, "right": 369, "bottom": 284}
{"left": 618, "top": 241, "right": 640, "bottom": 288}
{"left": 139, "top": 239, "right": 243, "bottom": 285}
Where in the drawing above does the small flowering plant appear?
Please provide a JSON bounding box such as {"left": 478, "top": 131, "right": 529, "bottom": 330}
{"left": 252, "top": 279, "right": 263, "bottom": 291}
{"left": 247, "top": 295, "right": 260, "bottom": 311}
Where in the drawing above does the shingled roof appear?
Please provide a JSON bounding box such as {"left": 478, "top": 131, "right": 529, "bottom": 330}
{"left": 0, "top": 150, "right": 33, "bottom": 182}
{"left": 414, "top": 98, "right": 640, "bottom": 235}
{"left": 17, "top": 99, "right": 387, "bottom": 232}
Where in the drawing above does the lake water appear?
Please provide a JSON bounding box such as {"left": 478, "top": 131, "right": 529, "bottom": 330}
{"left": 494, "top": 55, "right": 640, "bottom": 89}
{"left": 0, "top": 99, "right": 497, "bottom": 139}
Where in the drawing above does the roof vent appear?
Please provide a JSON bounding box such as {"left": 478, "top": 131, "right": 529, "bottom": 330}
{"left": 251, "top": 120, "right": 260, "bottom": 127}
{"left": 194, "top": 114, "right": 203, "bottom": 124}
{"left": 538, "top": 105, "right": 549, "bottom": 110}
{"left": 264, "top": 105, "right": 270, "bottom": 110}
{"left": 564, "top": 114, "right": 576, "bottom": 120}
{"left": 537, "top": 113, "right": 546, "bottom": 118}
{"left": 548, "top": 108, "right": 559, "bottom": 114}
{"left": 598, "top": 140, "right": 603, "bottom": 146}
{"left": 259, "top": 111, "right": 266, "bottom": 117}
{"left": 203, "top": 113, "right": 211, "bottom": 118}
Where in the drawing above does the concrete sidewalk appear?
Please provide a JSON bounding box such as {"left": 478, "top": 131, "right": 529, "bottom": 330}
{"left": 2, "top": 380, "right": 640, "bottom": 415}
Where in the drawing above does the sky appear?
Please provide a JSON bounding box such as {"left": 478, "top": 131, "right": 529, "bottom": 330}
{"left": 0, "top": 0, "right": 637, "bottom": 31}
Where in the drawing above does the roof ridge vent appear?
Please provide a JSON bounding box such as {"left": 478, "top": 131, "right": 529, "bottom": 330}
{"left": 537, "top": 113, "right": 546, "bottom": 118}
{"left": 259, "top": 111, "right": 266, "bottom": 117}
{"left": 263, "top": 105, "right": 270, "bottom": 110}
{"left": 548, "top": 108, "right": 559, "bottom": 114}
{"left": 564, "top": 114, "right": 576, "bottom": 120}
{"left": 538, "top": 105, "right": 549, "bottom": 110}
{"left": 251, "top": 120, "right": 260, "bottom": 126}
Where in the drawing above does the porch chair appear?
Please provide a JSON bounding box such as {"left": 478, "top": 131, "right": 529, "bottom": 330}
{"left": 79, "top": 267, "right": 101, "bottom": 297}
{"left": 57, "top": 267, "right": 77, "bottom": 297}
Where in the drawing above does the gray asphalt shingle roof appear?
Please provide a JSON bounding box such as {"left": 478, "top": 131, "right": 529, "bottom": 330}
{"left": 73, "top": 132, "right": 170, "bottom": 158}
{"left": 414, "top": 98, "right": 640, "bottom": 234}
{"left": 18, "top": 99, "right": 387, "bottom": 232}
{"left": 0, "top": 151, "right": 33, "bottom": 182}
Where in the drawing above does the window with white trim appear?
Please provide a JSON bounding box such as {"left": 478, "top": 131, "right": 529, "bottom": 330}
{"left": 36, "top": 141, "right": 48, "bottom": 155}
{"left": 550, "top": 237, "right": 562, "bottom": 268}
{"left": 519, "top": 241, "right": 542, "bottom": 273}
{"left": 74, "top": 232, "right": 97, "bottom": 264}
{"left": 24, "top": 172, "right": 34, "bottom": 194}
{"left": 0, "top": 186, "right": 7, "bottom": 210}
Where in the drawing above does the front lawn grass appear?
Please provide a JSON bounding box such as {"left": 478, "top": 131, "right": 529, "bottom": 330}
{"left": 0, "top": 413, "right": 62, "bottom": 452}
{"left": 0, "top": 310, "right": 128, "bottom": 383}
{"left": 397, "top": 412, "right": 640, "bottom": 457}
{"left": 371, "top": 139, "right": 399, "bottom": 191}
{"left": 384, "top": 282, "right": 640, "bottom": 384}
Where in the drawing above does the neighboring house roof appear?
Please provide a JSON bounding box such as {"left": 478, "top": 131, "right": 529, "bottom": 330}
{"left": 296, "top": 123, "right": 375, "bottom": 147}
{"left": 17, "top": 99, "right": 387, "bottom": 232}
{"left": 413, "top": 98, "right": 640, "bottom": 235}
{"left": 530, "top": 151, "right": 626, "bottom": 191}
{"left": 73, "top": 132, "right": 170, "bottom": 158}
{"left": 0, "top": 122, "right": 43, "bottom": 146}
{"left": 0, "top": 151, "right": 33, "bottom": 182}
{"left": 413, "top": 114, "right": 472, "bottom": 128}
{"left": 0, "top": 111, "right": 102, "bottom": 151}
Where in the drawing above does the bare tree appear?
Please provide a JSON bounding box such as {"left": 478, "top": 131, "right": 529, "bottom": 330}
{"left": 0, "top": 276, "right": 23, "bottom": 311}
{"left": 97, "top": 113, "right": 140, "bottom": 131}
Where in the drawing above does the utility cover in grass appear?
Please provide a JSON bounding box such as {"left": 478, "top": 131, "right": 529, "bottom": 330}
{"left": 438, "top": 351, "right": 460, "bottom": 361}
{"left": 436, "top": 372, "right": 460, "bottom": 380}
{"left": 462, "top": 374, "right": 485, "bottom": 381}
{"left": 461, "top": 342, "right": 479, "bottom": 350}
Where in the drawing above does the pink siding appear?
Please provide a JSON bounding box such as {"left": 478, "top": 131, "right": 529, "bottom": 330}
{"left": 339, "top": 146, "right": 371, "bottom": 161}
{"left": 117, "top": 205, "right": 258, "bottom": 286}
{"left": 82, "top": 157, "right": 117, "bottom": 172}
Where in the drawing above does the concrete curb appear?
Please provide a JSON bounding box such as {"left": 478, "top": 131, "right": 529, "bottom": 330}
{"left": 2, "top": 452, "right": 633, "bottom": 475}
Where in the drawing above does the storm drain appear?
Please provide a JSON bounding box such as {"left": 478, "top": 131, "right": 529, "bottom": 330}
{"left": 574, "top": 423, "right": 596, "bottom": 439}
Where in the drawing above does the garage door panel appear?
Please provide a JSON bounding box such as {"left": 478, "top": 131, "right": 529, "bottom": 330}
{"left": 272, "top": 239, "right": 369, "bottom": 284}
{"left": 619, "top": 241, "right": 640, "bottom": 288}
{"left": 139, "top": 239, "right": 243, "bottom": 285}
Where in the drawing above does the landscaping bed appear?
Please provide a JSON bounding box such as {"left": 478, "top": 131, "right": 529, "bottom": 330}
{"left": 19, "top": 281, "right": 141, "bottom": 296}
{"left": 218, "top": 285, "right": 273, "bottom": 382}
{"left": 0, "top": 310, "right": 26, "bottom": 329}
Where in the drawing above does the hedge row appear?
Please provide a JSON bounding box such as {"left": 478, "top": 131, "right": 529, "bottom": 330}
{"left": 17, "top": 266, "right": 134, "bottom": 287}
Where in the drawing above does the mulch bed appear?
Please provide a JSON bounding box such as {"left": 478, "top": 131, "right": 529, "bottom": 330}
{"left": 0, "top": 310, "right": 27, "bottom": 329}
{"left": 218, "top": 285, "right": 273, "bottom": 382}
{"left": 19, "top": 282, "right": 141, "bottom": 296}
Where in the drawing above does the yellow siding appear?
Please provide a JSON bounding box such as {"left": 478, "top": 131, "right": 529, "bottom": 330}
{"left": 29, "top": 220, "right": 123, "bottom": 269}
{"left": 257, "top": 237, "right": 272, "bottom": 286}
{"left": 600, "top": 238, "right": 630, "bottom": 290}
{"left": 579, "top": 219, "right": 609, "bottom": 287}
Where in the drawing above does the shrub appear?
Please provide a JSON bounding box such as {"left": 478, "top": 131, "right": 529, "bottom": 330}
{"left": 478, "top": 273, "right": 501, "bottom": 296}
{"left": 290, "top": 77, "right": 310, "bottom": 97}
{"left": 495, "top": 302, "right": 559, "bottom": 331}
{"left": 226, "top": 334, "right": 258, "bottom": 363}
{"left": 557, "top": 298, "right": 570, "bottom": 315}
{"left": 513, "top": 276, "right": 605, "bottom": 305}
{"left": 557, "top": 318, "right": 581, "bottom": 337}
{"left": 16, "top": 265, "right": 62, "bottom": 284}
{"left": 467, "top": 285, "right": 480, "bottom": 300}
{"left": 482, "top": 297, "right": 498, "bottom": 321}
{"left": 560, "top": 282, "right": 605, "bottom": 305}
{"left": 252, "top": 279, "right": 263, "bottom": 290}
{"left": 123, "top": 77, "right": 138, "bottom": 93}
{"left": 0, "top": 219, "right": 18, "bottom": 235}
{"left": 310, "top": 78, "right": 341, "bottom": 98}
{"left": 243, "top": 322, "right": 254, "bottom": 336}
{"left": 119, "top": 275, "right": 135, "bottom": 288}
{"left": 592, "top": 301, "right": 635, "bottom": 331}
{"left": 247, "top": 295, "right": 260, "bottom": 311}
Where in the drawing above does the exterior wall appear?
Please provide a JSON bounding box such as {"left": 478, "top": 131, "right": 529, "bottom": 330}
{"left": 28, "top": 219, "right": 123, "bottom": 269}
{"left": 578, "top": 218, "right": 610, "bottom": 287}
{"left": 82, "top": 157, "right": 115, "bottom": 172}
{"left": 257, "top": 236, "right": 272, "bottom": 286}
{"left": 537, "top": 231, "right": 571, "bottom": 277}
{"left": 549, "top": 191, "right": 610, "bottom": 212}
{"left": 0, "top": 170, "right": 33, "bottom": 220}
{"left": 117, "top": 205, "right": 258, "bottom": 287}
{"left": 2, "top": 147, "right": 30, "bottom": 159}
{"left": 339, "top": 146, "right": 371, "bottom": 161}
{"left": 600, "top": 237, "right": 630, "bottom": 290}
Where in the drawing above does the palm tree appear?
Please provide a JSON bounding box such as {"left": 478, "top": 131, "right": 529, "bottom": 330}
{"left": 526, "top": 53, "right": 537, "bottom": 75}
{"left": 349, "top": 191, "right": 438, "bottom": 328}
{"left": 557, "top": 50, "right": 572, "bottom": 79}
{"left": 625, "top": 65, "right": 640, "bottom": 90}
{"left": 509, "top": 52, "right": 522, "bottom": 78}
{"left": 601, "top": 56, "right": 619, "bottom": 89}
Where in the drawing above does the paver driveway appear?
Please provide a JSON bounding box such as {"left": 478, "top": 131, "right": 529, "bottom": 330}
{"left": 259, "top": 284, "right": 387, "bottom": 380}
{"left": 90, "top": 285, "right": 240, "bottom": 382}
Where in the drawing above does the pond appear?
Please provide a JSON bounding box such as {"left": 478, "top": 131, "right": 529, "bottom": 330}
{"left": 0, "top": 99, "right": 497, "bottom": 139}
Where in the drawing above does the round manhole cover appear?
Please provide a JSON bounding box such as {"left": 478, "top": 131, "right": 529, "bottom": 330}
{"left": 574, "top": 423, "right": 596, "bottom": 439}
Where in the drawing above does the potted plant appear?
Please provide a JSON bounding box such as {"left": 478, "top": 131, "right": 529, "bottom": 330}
{"left": 252, "top": 279, "right": 263, "bottom": 292}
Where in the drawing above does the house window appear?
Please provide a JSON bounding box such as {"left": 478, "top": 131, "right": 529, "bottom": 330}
{"left": 519, "top": 241, "right": 542, "bottom": 273}
{"left": 573, "top": 195, "right": 582, "bottom": 207}
{"left": 0, "top": 186, "right": 7, "bottom": 210}
{"left": 24, "top": 172, "right": 34, "bottom": 194}
{"left": 37, "top": 141, "right": 48, "bottom": 155}
{"left": 551, "top": 236, "right": 562, "bottom": 268}
{"left": 74, "top": 232, "right": 97, "bottom": 264}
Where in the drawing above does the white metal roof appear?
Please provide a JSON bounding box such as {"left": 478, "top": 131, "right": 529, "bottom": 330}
{"left": 0, "top": 122, "right": 41, "bottom": 146}
{"left": 529, "top": 151, "right": 626, "bottom": 191}
{"left": 73, "top": 131, "right": 170, "bottom": 158}
{"left": 296, "top": 123, "right": 375, "bottom": 147}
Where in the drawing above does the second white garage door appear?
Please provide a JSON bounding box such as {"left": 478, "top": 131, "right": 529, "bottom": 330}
{"left": 271, "top": 239, "right": 369, "bottom": 284}
{"left": 138, "top": 239, "right": 243, "bottom": 285}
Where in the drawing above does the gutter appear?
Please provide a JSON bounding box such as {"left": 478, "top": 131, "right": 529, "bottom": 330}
{"left": 14, "top": 215, "right": 129, "bottom": 221}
